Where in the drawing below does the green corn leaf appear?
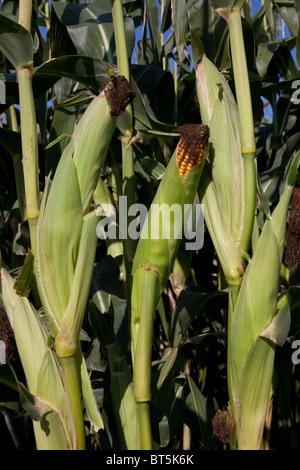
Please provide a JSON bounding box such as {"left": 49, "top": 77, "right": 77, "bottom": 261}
{"left": 45, "top": 133, "right": 72, "bottom": 150}
{"left": 186, "top": 374, "right": 215, "bottom": 450}
{"left": 13, "top": 250, "right": 34, "bottom": 297}
{"left": 33, "top": 56, "right": 116, "bottom": 97}
{"left": 17, "top": 380, "right": 53, "bottom": 423}
{"left": 89, "top": 302, "right": 140, "bottom": 450}
{"left": 210, "top": 0, "right": 246, "bottom": 11}
{"left": 155, "top": 347, "right": 180, "bottom": 395}
{"left": 171, "top": 0, "right": 188, "bottom": 61}
{"left": 61, "top": 93, "right": 93, "bottom": 108}
{"left": 0, "top": 13, "right": 33, "bottom": 69}
{"left": 260, "top": 299, "right": 291, "bottom": 347}
{"left": 17, "top": 379, "right": 70, "bottom": 449}
{"left": 140, "top": 156, "right": 166, "bottom": 180}
{"left": 210, "top": 0, "right": 235, "bottom": 7}
{"left": 52, "top": 0, "right": 135, "bottom": 64}
{"left": 79, "top": 349, "right": 104, "bottom": 432}
{"left": 170, "top": 289, "right": 227, "bottom": 348}
{"left": 145, "top": 0, "right": 162, "bottom": 66}
{"left": 110, "top": 369, "right": 140, "bottom": 450}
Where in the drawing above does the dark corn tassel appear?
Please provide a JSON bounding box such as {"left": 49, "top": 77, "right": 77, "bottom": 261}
{"left": 285, "top": 187, "right": 300, "bottom": 272}
{"left": 177, "top": 123, "right": 210, "bottom": 175}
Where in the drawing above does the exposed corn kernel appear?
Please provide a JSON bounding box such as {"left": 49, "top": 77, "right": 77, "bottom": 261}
{"left": 177, "top": 124, "right": 210, "bottom": 175}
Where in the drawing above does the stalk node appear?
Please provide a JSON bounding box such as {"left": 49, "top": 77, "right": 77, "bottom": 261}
{"left": 55, "top": 338, "right": 77, "bottom": 359}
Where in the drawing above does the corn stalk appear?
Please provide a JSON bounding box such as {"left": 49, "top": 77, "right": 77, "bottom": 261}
{"left": 112, "top": 0, "right": 137, "bottom": 296}
{"left": 17, "top": 0, "right": 39, "bottom": 254}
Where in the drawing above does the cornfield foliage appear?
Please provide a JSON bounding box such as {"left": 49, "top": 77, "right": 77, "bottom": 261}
{"left": 0, "top": 0, "right": 300, "bottom": 451}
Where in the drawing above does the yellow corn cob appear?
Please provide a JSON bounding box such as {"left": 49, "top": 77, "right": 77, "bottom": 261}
{"left": 177, "top": 124, "right": 209, "bottom": 175}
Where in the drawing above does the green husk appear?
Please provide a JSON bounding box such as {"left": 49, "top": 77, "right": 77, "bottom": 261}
{"left": 196, "top": 56, "right": 245, "bottom": 286}
{"left": 229, "top": 150, "right": 300, "bottom": 449}
{"left": 1, "top": 269, "right": 74, "bottom": 450}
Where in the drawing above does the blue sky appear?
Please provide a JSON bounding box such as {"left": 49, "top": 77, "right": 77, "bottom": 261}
{"left": 252, "top": 0, "right": 263, "bottom": 14}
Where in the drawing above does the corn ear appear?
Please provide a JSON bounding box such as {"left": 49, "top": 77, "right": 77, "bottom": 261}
{"left": 229, "top": 150, "right": 300, "bottom": 449}
{"left": 131, "top": 124, "right": 209, "bottom": 448}
{"left": 196, "top": 56, "right": 245, "bottom": 286}
{"left": 36, "top": 92, "right": 115, "bottom": 328}
{"left": 35, "top": 75, "right": 135, "bottom": 350}
{"left": 1, "top": 268, "right": 74, "bottom": 449}
{"left": 131, "top": 124, "right": 210, "bottom": 353}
